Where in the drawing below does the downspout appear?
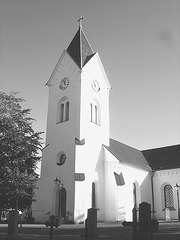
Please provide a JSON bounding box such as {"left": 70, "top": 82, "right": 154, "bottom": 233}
{"left": 151, "top": 170, "right": 156, "bottom": 219}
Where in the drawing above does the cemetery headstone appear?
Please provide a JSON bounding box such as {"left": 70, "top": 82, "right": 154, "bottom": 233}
{"left": 7, "top": 210, "right": 19, "bottom": 240}
{"left": 139, "top": 202, "right": 152, "bottom": 240}
{"left": 82, "top": 208, "right": 98, "bottom": 238}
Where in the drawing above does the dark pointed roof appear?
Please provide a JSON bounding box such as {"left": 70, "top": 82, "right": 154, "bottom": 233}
{"left": 142, "top": 145, "right": 180, "bottom": 171}
{"left": 104, "top": 139, "right": 180, "bottom": 172}
{"left": 66, "top": 27, "right": 95, "bottom": 69}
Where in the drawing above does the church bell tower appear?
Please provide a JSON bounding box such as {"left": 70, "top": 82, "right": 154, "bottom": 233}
{"left": 32, "top": 20, "right": 111, "bottom": 223}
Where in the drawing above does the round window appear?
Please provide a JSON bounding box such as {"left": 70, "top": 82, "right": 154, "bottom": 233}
{"left": 56, "top": 152, "right": 66, "bottom": 166}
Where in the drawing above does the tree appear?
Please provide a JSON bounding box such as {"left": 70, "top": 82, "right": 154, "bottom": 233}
{"left": 0, "top": 91, "right": 43, "bottom": 211}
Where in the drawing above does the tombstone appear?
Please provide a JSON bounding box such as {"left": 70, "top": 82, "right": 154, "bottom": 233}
{"left": 92, "top": 182, "right": 95, "bottom": 208}
{"left": 133, "top": 207, "right": 138, "bottom": 240}
{"left": 7, "top": 210, "right": 19, "bottom": 240}
{"left": 83, "top": 208, "right": 98, "bottom": 238}
{"left": 139, "top": 202, "right": 152, "bottom": 240}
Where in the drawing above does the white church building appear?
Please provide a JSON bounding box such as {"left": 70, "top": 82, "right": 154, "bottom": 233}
{"left": 32, "top": 24, "right": 180, "bottom": 224}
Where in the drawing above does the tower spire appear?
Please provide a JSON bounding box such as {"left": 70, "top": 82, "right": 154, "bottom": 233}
{"left": 66, "top": 19, "right": 95, "bottom": 69}
{"left": 77, "top": 16, "right": 84, "bottom": 28}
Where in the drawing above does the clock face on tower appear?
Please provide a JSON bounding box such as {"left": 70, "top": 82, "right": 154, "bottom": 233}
{"left": 59, "top": 77, "right": 70, "bottom": 90}
{"left": 91, "top": 79, "right": 100, "bottom": 92}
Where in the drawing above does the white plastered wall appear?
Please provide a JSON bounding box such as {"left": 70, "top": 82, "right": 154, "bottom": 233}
{"left": 103, "top": 148, "right": 152, "bottom": 221}
{"left": 74, "top": 53, "right": 110, "bottom": 222}
{"left": 32, "top": 52, "right": 82, "bottom": 223}
{"left": 153, "top": 168, "right": 180, "bottom": 220}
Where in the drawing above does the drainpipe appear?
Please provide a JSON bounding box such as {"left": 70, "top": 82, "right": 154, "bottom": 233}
{"left": 151, "top": 171, "right": 155, "bottom": 219}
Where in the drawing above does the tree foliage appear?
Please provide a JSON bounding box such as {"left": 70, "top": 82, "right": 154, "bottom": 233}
{"left": 0, "top": 91, "right": 43, "bottom": 211}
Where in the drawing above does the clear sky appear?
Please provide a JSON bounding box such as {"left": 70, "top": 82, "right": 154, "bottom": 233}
{"left": 0, "top": 0, "right": 180, "bottom": 150}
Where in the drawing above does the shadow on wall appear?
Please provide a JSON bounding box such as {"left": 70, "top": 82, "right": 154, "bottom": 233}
{"left": 140, "top": 173, "right": 152, "bottom": 205}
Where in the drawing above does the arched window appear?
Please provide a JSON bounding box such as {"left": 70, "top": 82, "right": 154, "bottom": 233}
{"left": 60, "top": 103, "right": 64, "bottom": 122}
{"left": 95, "top": 106, "right": 98, "bottom": 124}
{"left": 57, "top": 97, "right": 70, "bottom": 123}
{"left": 90, "top": 99, "right": 101, "bottom": 125}
{"left": 164, "top": 184, "right": 174, "bottom": 209}
{"left": 65, "top": 101, "right": 69, "bottom": 121}
{"left": 90, "top": 103, "right": 93, "bottom": 122}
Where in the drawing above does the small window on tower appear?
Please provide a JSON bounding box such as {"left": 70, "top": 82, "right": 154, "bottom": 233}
{"left": 57, "top": 97, "right": 70, "bottom": 123}
{"left": 65, "top": 101, "right": 69, "bottom": 121}
{"left": 90, "top": 99, "right": 101, "bottom": 125}
{"left": 60, "top": 103, "right": 64, "bottom": 122}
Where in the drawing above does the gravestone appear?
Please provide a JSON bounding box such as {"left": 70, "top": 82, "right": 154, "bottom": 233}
{"left": 139, "top": 202, "right": 152, "bottom": 240}
{"left": 83, "top": 208, "right": 98, "bottom": 238}
{"left": 92, "top": 182, "right": 95, "bottom": 208}
{"left": 133, "top": 207, "right": 138, "bottom": 240}
{"left": 7, "top": 210, "right": 19, "bottom": 240}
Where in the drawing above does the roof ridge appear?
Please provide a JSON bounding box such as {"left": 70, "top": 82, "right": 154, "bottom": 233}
{"left": 104, "top": 138, "right": 152, "bottom": 171}
{"left": 109, "top": 138, "right": 139, "bottom": 151}
{"left": 142, "top": 144, "right": 180, "bottom": 152}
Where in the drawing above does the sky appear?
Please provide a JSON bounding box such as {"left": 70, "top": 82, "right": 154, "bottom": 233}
{"left": 0, "top": 0, "right": 180, "bottom": 150}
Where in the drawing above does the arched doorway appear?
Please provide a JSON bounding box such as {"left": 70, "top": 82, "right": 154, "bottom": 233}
{"left": 55, "top": 188, "right": 66, "bottom": 223}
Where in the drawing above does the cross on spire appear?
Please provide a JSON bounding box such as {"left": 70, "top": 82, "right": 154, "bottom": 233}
{"left": 77, "top": 16, "right": 84, "bottom": 28}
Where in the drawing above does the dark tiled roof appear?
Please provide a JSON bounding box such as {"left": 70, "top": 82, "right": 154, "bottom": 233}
{"left": 142, "top": 145, "right": 180, "bottom": 170}
{"left": 66, "top": 27, "right": 95, "bottom": 69}
{"left": 104, "top": 139, "right": 151, "bottom": 171}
